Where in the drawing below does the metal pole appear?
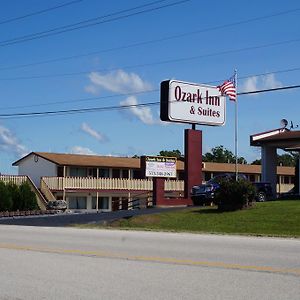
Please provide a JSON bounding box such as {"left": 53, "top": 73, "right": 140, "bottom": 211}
{"left": 234, "top": 69, "right": 238, "bottom": 181}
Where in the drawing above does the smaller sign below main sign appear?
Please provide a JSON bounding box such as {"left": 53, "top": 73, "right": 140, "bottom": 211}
{"left": 145, "top": 156, "right": 177, "bottom": 178}
{"left": 160, "top": 80, "right": 226, "bottom": 126}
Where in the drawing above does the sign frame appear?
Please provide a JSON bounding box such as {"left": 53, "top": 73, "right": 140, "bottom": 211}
{"left": 145, "top": 156, "right": 177, "bottom": 178}
{"left": 160, "top": 79, "right": 226, "bottom": 126}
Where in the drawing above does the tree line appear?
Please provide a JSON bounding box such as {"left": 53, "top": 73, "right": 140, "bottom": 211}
{"left": 158, "top": 146, "right": 299, "bottom": 167}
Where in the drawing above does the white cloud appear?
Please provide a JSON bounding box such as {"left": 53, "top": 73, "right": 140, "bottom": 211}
{"left": 80, "top": 122, "right": 108, "bottom": 142}
{"left": 84, "top": 84, "right": 99, "bottom": 95}
{"left": 240, "top": 73, "right": 283, "bottom": 94}
{"left": 120, "top": 96, "right": 155, "bottom": 125}
{"left": 0, "top": 125, "right": 27, "bottom": 157}
{"left": 85, "top": 69, "right": 152, "bottom": 94}
{"left": 263, "top": 73, "right": 282, "bottom": 89}
{"left": 70, "top": 146, "right": 97, "bottom": 155}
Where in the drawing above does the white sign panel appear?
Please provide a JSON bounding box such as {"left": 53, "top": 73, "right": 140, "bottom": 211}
{"left": 145, "top": 156, "right": 177, "bottom": 178}
{"left": 160, "top": 80, "right": 226, "bottom": 126}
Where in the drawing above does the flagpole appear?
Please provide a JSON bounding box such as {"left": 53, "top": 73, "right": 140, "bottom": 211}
{"left": 234, "top": 69, "right": 238, "bottom": 181}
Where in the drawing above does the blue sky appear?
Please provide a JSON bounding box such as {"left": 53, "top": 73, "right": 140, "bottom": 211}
{"left": 0, "top": 0, "right": 300, "bottom": 174}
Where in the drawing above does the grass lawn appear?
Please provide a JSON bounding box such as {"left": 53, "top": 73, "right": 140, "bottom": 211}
{"left": 82, "top": 200, "right": 300, "bottom": 237}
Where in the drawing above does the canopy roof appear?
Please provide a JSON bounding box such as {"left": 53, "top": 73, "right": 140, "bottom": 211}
{"left": 250, "top": 128, "right": 300, "bottom": 152}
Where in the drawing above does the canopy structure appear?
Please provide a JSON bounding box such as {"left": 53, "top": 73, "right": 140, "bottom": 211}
{"left": 250, "top": 128, "right": 300, "bottom": 195}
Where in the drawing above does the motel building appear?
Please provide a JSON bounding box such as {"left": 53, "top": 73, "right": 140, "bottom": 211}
{"left": 3, "top": 151, "right": 295, "bottom": 212}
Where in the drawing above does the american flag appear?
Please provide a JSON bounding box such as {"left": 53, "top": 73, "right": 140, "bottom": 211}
{"left": 218, "top": 76, "right": 236, "bottom": 101}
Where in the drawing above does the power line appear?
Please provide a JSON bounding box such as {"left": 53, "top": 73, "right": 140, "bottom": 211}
{"left": 0, "top": 0, "right": 190, "bottom": 47}
{"left": 2, "top": 66, "right": 300, "bottom": 111}
{"left": 0, "top": 6, "right": 299, "bottom": 71}
{"left": 0, "top": 0, "right": 83, "bottom": 25}
{"left": 2, "top": 89, "right": 158, "bottom": 110}
{"left": 1, "top": 37, "right": 300, "bottom": 81}
{"left": 1, "top": 84, "right": 299, "bottom": 119}
{"left": 238, "top": 84, "right": 300, "bottom": 95}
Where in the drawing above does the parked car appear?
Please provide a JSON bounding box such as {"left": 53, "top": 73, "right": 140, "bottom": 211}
{"left": 47, "top": 200, "right": 67, "bottom": 211}
{"left": 191, "top": 173, "right": 273, "bottom": 205}
{"left": 252, "top": 182, "right": 273, "bottom": 202}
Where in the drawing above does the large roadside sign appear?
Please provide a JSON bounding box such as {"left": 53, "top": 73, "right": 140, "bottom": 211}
{"left": 160, "top": 80, "right": 226, "bottom": 126}
{"left": 145, "top": 156, "right": 177, "bottom": 178}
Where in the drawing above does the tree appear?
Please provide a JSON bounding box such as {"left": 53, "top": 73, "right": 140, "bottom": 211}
{"left": 278, "top": 153, "right": 298, "bottom": 167}
{"left": 18, "top": 183, "right": 38, "bottom": 211}
{"left": 203, "top": 145, "right": 247, "bottom": 164}
{"left": 251, "top": 153, "right": 299, "bottom": 166}
{"left": 6, "top": 183, "right": 21, "bottom": 211}
{"left": 159, "top": 149, "right": 182, "bottom": 159}
{"left": 251, "top": 159, "right": 261, "bottom": 165}
{"left": 0, "top": 182, "right": 12, "bottom": 211}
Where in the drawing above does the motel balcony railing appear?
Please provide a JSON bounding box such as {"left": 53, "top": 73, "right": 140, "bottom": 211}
{"left": 41, "top": 176, "right": 184, "bottom": 192}
{"left": 0, "top": 174, "right": 28, "bottom": 185}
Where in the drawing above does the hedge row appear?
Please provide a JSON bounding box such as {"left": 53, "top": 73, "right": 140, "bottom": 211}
{"left": 0, "top": 181, "right": 38, "bottom": 212}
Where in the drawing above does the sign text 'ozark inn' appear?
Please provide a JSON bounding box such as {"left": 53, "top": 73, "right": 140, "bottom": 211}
{"left": 160, "top": 80, "right": 226, "bottom": 126}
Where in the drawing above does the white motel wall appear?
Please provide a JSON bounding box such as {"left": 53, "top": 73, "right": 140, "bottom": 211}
{"left": 18, "top": 154, "right": 57, "bottom": 188}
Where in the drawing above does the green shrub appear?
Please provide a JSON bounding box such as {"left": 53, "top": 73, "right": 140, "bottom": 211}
{"left": 6, "top": 183, "right": 21, "bottom": 211}
{"left": 0, "top": 182, "right": 13, "bottom": 211}
{"left": 18, "top": 182, "right": 38, "bottom": 211}
{"left": 215, "top": 179, "right": 256, "bottom": 211}
{"left": 0, "top": 181, "right": 38, "bottom": 211}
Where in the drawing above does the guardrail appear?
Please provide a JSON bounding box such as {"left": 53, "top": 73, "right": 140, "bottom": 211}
{"left": 40, "top": 178, "right": 56, "bottom": 202}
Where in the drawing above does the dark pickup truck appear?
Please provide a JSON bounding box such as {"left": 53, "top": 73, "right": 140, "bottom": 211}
{"left": 191, "top": 173, "right": 273, "bottom": 205}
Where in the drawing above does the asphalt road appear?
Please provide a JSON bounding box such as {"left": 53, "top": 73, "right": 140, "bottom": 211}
{"left": 0, "top": 226, "right": 299, "bottom": 300}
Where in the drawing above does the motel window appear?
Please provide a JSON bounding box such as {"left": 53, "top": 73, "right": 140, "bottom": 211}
{"left": 99, "top": 168, "right": 109, "bottom": 178}
{"left": 204, "top": 172, "right": 212, "bottom": 182}
{"left": 99, "top": 197, "right": 109, "bottom": 209}
{"left": 122, "top": 169, "right": 129, "bottom": 179}
{"left": 284, "top": 176, "right": 290, "bottom": 184}
{"left": 178, "top": 171, "right": 184, "bottom": 180}
{"left": 57, "top": 166, "right": 64, "bottom": 177}
{"left": 87, "top": 168, "right": 97, "bottom": 177}
{"left": 112, "top": 169, "right": 120, "bottom": 178}
{"left": 91, "top": 197, "right": 109, "bottom": 210}
{"left": 92, "top": 197, "right": 97, "bottom": 209}
{"left": 133, "top": 170, "right": 143, "bottom": 179}
{"left": 69, "top": 167, "right": 87, "bottom": 177}
{"left": 69, "top": 197, "right": 87, "bottom": 209}
{"left": 249, "top": 174, "right": 255, "bottom": 183}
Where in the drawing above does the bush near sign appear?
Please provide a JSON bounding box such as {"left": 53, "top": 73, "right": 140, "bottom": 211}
{"left": 145, "top": 156, "right": 177, "bottom": 178}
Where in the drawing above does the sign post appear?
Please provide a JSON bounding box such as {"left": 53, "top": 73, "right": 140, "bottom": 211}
{"left": 156, "top": 79, "right": 225, "bottom": 207}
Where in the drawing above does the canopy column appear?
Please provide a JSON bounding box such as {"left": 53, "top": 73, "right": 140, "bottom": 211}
{"left": 261, "top": 146, "right": 277, "bottom": 196}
